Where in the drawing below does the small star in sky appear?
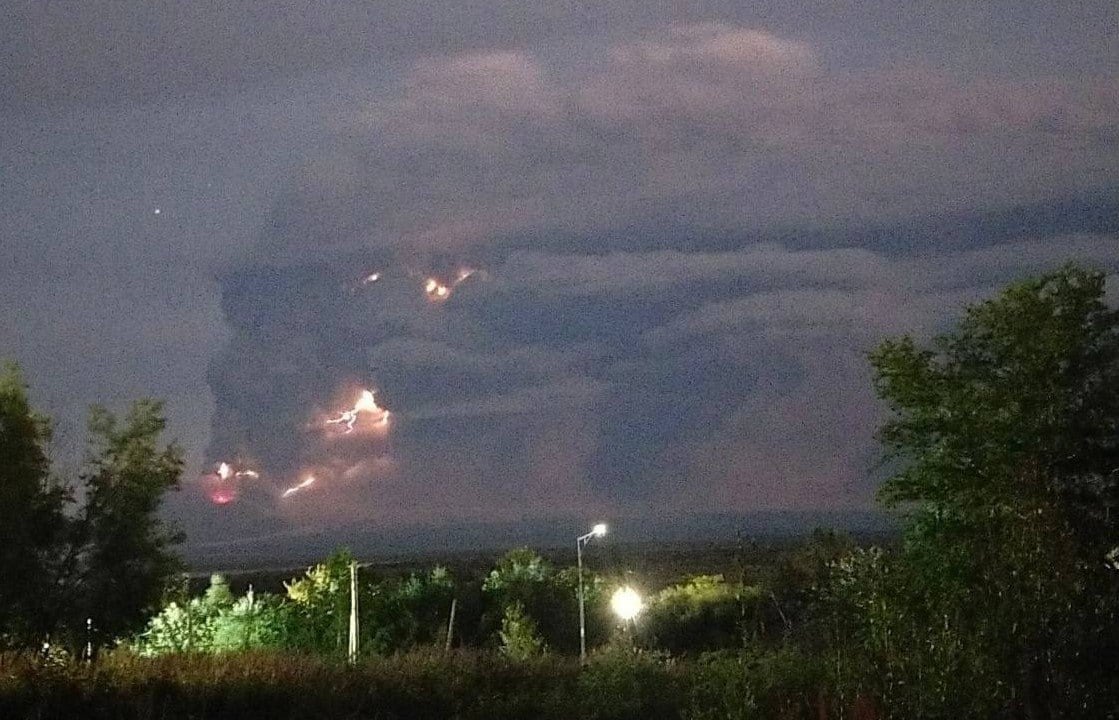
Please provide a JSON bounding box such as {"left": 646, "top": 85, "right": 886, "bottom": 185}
{"left": 153, "top": 208, "right": 161, "bottom": 215}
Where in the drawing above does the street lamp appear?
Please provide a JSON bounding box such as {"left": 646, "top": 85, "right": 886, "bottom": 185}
{"left": 348, "top": 561, "right": 359, "bottom": 664}
{"left": 610, "top": 586, "right": 643, "bottom": 623}
{"left": 577, "top": 522, "right": 608, "bottom": 662}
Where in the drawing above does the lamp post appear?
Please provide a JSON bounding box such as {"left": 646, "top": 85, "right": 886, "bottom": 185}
{"left": 577, "top": 522, "right": 607, "bottom": 663}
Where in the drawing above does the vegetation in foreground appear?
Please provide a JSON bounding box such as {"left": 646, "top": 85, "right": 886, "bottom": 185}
{"left": 1, "top": 264, "right": 1118, "bottom": 719}
{"left": 1, "top": 647, "right": 819, "bottom": 720}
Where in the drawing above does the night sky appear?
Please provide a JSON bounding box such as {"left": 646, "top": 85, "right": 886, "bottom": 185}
{"left": 3, "top": 2, "right": 1118, "bottom": 550}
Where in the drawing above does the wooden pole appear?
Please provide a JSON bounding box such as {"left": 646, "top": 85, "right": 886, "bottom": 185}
{"left": 445, "top": 597, "right": 457, "bottom": 651}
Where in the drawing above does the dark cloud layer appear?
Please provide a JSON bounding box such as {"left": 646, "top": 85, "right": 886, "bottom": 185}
{"left": 2, "top": 4, "right": 1117, "bottom": 546}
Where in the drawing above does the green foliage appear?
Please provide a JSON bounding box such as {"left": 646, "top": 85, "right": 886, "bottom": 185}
{"left": 209, "top": 591, "right": 288, "bottom": 652}
{"left": 499, "top": 601, "right": 547, "bottom": 659}
{"left": 133, "top": 575, "right": 234, "bottom": 654}
{"left": 483, "top": 547, "right": 552, "bottom": 593}
{"left": 0, "top": 648, "right": 718, "bottom": 720}
{"left": 361, "top": 566, "right": 456, "bottom": 654}
{"left": 282, "top": 549, "right": 354, "bottom": 654}
{"left": 772, "top": 529, "right": 855, "bottom": 605}
{"left": 817, "top": 546, "right": 997, "bottom": 718}
{"left": 685, "top": 648, "right": 823, "bottom": 720}
{"left": 483, "top": 547, "right": 604, "bottom": 653}
{"left": 853, "top": 264, "right": 1119, "bottom": 717}
{"left": 0, "top": 363, "right": 68, "bottom": 648}
{"left": 576, "top": 649, "right": 682, "bottom": 720}
{"left": 685, "top": 653, "right": 759, "bottom": 720}
{"left": 638, "top": 575, "right": 761, "bottom": 654}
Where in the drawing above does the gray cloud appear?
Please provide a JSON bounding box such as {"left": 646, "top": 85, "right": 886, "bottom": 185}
{"left": 226, "top": 22, "right": 1114, "bottom": 272}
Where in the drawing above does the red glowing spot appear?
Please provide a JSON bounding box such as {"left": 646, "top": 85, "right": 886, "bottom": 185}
{"left": 210, "top": 489, "right": 236, "bottom": 505}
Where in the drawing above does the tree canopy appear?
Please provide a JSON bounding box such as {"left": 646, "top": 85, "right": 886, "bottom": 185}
{"left": 0, "top": 363, "right": 184, "bottom": 650}
{"left": 862, "top": 264, "right": 1119, "bottom": 717}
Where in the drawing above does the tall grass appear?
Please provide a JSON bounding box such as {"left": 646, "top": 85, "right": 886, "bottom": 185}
{"left": 0, "top": 647, "right": 828, "bottom": 720}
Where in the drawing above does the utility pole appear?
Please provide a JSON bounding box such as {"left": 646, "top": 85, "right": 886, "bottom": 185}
{"left": 445, "top": 597, "right": 457, "bottom": 652}
{"left": 348, "top": 561, "right": 359, "bottom": 663}
{"left": 576, "top": 523, "right": 607, "bottom": 663}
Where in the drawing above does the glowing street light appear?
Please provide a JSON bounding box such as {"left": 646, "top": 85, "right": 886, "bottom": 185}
{"left": 577, "top": 522, "right": 608, "bottom": 663}
{"left": 610, "top": 586, "right": 643, "bottom": 622}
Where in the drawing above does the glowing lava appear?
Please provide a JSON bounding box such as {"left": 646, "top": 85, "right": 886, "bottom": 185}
{"left": 210, "top": 489, "right": 235, "bottom": 505}
{"left": 203, "top": 461, "right": 262, "bottom": 506}
{"left": 424, "top": 278, "right": 450, "bottom": 301}
{"left": 325, "top": 389, "right": 390, "bottom": 434}
{"left": 281, "top": 475, "right": 316, "bottom": 498}
{"left": 424, "top": 267, "right": 479, "bottom": 303}
{"left": 214, "top": 461, "right": 260, "bottom": 481}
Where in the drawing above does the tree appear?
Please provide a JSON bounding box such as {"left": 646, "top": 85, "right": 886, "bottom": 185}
{"left": 70, "top": 399, "right": 185, "bottom": 646}
{"left": 498, "top": 601, "right": 546, "bottom": 659}
{"left": 284, "top": 549, "right": 354, "bottom": 654}
{"left": 362, "top": 566, "right": 455, "bottom": 654}
{"left": 0, "top": 363, "right": 68, "bottom": 647}
{"left": 133, "top": 574, "right": 233, "bottom": 654}
{"left": 135, "top": 574, "right": 288, "bottom": 655}
{"left": 482, "top": 548, "right": 604, "bottom": 653}
{"left": 866, "top": 264, "right": 1119, "bottom": 717}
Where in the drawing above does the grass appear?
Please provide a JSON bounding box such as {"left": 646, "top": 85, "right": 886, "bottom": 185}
{"left": 0, "top": 646, "right": 824, "bottom": 720}
{"left": 1, "top": 648, "right": 664, "bottom": 720}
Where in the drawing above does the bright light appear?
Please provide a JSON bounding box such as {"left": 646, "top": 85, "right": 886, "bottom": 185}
{"left": 610, "top": 587, "right": 643, "bottom": 621}
{"left": 325, "top": 389, "right": 390, "bottom": 434}
{"left": 592, "top": 523, "right": 608, "bottom": 537}
{"left": 281, "top": 475, "right": 316, "bottom": 499}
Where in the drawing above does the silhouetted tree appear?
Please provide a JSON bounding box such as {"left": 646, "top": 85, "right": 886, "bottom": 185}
{"left": 853, "top": 264, "right": 1119, "bottom": 717}
{"left": 0, "top": 363, "right": 68, "bottom": 647}
{"left": 69, "top": 400, "right": 185, "bottom": 646}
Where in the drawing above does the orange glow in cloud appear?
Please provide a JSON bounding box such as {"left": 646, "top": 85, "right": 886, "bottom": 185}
{"left": 202, "top": 461, "right": 263, "bottom": 506}
{"left": 210, "top": 489, "right": 236, "bottom": 505}
{"left": 325, "top": 389, "right": 391, "bottom": 434}
{"left": 424, "top": 278, "right": 450, "bottom": 301}
{"left": 281, "top": 475, "right": 316, "bottom": 499}
{"left": 424, "top": 266, "right": 479, "bottom": 302}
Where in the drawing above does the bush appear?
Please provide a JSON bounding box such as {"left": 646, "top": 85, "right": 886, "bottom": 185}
{"left": 638, "top": 575, "right": 760, "bottom": 655}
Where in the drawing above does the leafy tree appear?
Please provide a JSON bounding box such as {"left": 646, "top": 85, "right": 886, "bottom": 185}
{"left": 483, "top": 548, "right": 604, "bottom": 653}
{"left": 210, "top": 590, "right": 288, "bottom": 652}
{"left": 362, "top": 566, "right": 455, "bottom": 654}
{"left": 70, "top": 400, "right": 185, "bottom": 646}
{"left": 864, "top": 264, "right": 1119, "bottom": 717}
{"left": 133, "top": 574, "right": 234, "bottom": 654}
{"left": 498, "top": 601, "right": 546, "bottom": 659}
{"left": 135, "top": 575, "right": 288, "bottom": 655}
{"left": 0, "top": 363, "right": 68, "bottom": 647}
{"left": 769, "top": 529, "right": 855, "bottom": 639}
{"left": 483, "top": 547, "right": 552, "bottom": 595}
{"left": 283, "top": 549, "right": 354, "bottom": 654}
